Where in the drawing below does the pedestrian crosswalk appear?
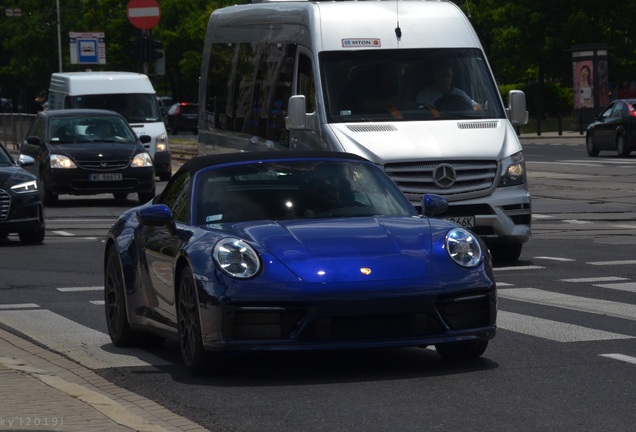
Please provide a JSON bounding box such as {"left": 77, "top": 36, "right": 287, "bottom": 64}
{"left": 1, "top": 255, "right": 636, "bottom": 369}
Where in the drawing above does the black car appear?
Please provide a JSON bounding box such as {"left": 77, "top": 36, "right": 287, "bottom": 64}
{"left": 0, "top": 142, "right": 45, "bottom": 243}
{"left": 164, "top": 102, "right": 198, "bottom": 135}
{"left": 20, "top": 109, "right": 156, "bottom": 205}
{"left": 586, "top": 99, "right": 636, "bottom": 157}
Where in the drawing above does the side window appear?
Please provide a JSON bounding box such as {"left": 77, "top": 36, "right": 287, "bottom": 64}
{"left": 159, "top": 171, "right": 191, "bottom": 223}
{"left": 297, "top": 53, "right": 316, "bottom": 113}
{"left": 206, "top": 43, "right": 236, "bottom": 131}
{"left": 262, "top": 43, "right": 296, "bottom": 144}
{"left": 26, "top": 116, "right": 46, "bottom": 139}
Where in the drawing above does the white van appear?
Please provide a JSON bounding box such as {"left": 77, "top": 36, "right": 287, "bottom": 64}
{"left": 48, "top": 72, "right": 172, "bottom": 180}
{"left": 197, "top": 0, "right": 531, "bottom": 261}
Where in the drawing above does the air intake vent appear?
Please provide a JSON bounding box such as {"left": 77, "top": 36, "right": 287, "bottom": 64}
{"left": 458, "top": 121, "right": 499, "bottom": 130}
{"left": 346, "top": 124, "right": 398, "bottom": 133}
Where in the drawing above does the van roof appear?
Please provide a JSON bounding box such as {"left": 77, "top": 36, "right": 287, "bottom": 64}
{"left": 49, "top": 72, "right": 156, "bottom": 96}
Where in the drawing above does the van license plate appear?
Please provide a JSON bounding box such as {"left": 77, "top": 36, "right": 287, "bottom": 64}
{"left": 90, "top": 173, "right": 123, "bottom": 181}
{"left": 445, "top": 216, "right": 474, "bottom": 228}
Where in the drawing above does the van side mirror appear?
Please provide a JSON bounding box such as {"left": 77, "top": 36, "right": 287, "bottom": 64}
{"left": 507, "top": 90, "right": 529, "bottom": 126}
{"left": 286, "top": 95, "right": 309, "bottom": 130}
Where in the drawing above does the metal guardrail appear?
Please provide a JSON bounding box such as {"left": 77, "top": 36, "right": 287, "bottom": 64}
{"left": 0, "top": 113, "right": 35, "bottom": 150}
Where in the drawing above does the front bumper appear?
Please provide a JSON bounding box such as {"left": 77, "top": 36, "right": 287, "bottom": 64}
{"left": 44, "top": 167, "right": 155, "bottom": 196}
{"left": 0, "top": 190, "right": 44, "bottom": 234}
{"left": 196, "top": 277, "right": 497, "bottom": 352}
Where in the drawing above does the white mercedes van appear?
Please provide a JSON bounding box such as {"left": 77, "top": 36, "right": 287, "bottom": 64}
{"left": 197, "top": 0, "right": 531, "bottom": 261}
{"left": 48, "top": 72, "right": 172, "bottom": 181}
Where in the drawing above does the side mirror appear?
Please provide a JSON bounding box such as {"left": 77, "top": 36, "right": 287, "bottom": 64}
{"left": 507, "top": 90, "right": 529, "bottom": 126}
{"left": 286, "top": 95, "right": 309, "bottom": 130}
{"left": 18, "top": 154, "right": 35, "bottom": 167}
{"left": 136, "top": 204, "right": 177, "bottom": 235}
{"left": 420, "top": 194, "right": 449, "bottom": 217}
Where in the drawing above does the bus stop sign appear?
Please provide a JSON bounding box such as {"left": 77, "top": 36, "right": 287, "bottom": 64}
{"left": 127, "top": 0, "right": 161, "bottom": 30}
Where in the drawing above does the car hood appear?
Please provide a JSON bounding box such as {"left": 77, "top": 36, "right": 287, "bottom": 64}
{"left": 51, "top": 143, "right": 139, "bottom": 160}
{"left": 229, "top": 216, "right": 433, "bottom": 283}
{"left": 0, "top": 166, "right": 34, "bottom": 188}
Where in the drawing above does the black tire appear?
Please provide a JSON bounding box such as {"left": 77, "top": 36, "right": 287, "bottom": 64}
{"left": 104, "top": 246, "right": 140, "bottom": 346}
{"left": 435, "top": 339, "right": 489, "bottom": 360}
{"left": 488, "top": 242, "right": 522, "bottom": 262}
{"left": 586, "top": 133, "right": 599, "bottom": 157}
{"left": 19, "top": 227, "right": 45, "bottom": 244}
{"left": 617, "top": 134, "right": 630, "bottom": 158}
{"left": 177, "top": 266, "right": 211, "bottom": 374}
{"left": 138, "top": 188, "right": 156, "bottom": 204}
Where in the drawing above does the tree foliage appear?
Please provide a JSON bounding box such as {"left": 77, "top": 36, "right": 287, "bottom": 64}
{"left": 2, "top": 0, "right": 635, "bottom": 114}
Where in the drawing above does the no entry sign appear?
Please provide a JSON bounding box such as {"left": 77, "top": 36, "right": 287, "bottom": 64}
{"left": 127, "top": 0, "right": 161, "bottom": 30}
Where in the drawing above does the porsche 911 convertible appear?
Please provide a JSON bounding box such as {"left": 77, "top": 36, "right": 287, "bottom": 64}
{"left": 104, "top": 151, "right": 496, "bottom": 374}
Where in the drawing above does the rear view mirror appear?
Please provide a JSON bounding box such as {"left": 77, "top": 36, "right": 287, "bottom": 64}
{"left": 507, "top": 90, "right": 529, "bottom": 126}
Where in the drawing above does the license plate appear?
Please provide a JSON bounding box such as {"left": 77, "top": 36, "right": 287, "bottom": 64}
{"left": 89, "top": 173, "right": 123, "bottom": 181}
{"left": 445, "top": 216, "right": 475, "bottom": 228}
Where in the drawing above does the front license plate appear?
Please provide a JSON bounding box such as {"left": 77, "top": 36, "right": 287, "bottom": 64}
{"left": 89, "top": 173, "right": 123, "bottom": 181}
{"left": 445, "top": 216, "right": 475, "bottom": 228}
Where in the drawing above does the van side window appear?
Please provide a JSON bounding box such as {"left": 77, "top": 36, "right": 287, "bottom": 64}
{"left": 297, "top": 54, "right": 315, "bottom": 113}
{"left": 205, "top": 41, "right": 296, "bottom": 147}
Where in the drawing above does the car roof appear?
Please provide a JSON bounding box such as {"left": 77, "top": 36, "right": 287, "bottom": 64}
{"left": 176, "top": 151, "right": 371, "bottom": 177}
{"left": 38, "top": 109, "right": 126, "bottom": 119}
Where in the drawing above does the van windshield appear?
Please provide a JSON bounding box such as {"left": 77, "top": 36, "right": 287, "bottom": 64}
{"left": 69, "top": 94, "right": 162, "bottom": 123}
{"left": 320, "top": 48, "right": 506, "bottom": 123}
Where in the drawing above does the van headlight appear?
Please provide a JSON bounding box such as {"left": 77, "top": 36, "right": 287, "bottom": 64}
{"left": 156, "top": 133, "right": 168, "bottom": 152}
{"left": 445, "top": 228, "right": 482, "bottom": 267}
{"left": 499, "top": 151, "right": 525, "bottom": 186}
{"left": 50, "top": 154, "right": 77, "bottom": 169}
{"left": 213, "top": 238, "right": 261, "bottom": 278}
{"left": 131, "top": 152, "right": 154, "bottom": 167}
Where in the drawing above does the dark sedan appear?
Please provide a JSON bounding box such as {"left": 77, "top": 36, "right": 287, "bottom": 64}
{"left": 586, "top": 99, "right": 636, "bottom": 157}
{"left": 164, "top": 102, "right": 198, "bottom": 135}
{"left": 104, "top": 151, "right": 496, "bottom": 374}
{"left": 0, "top": 142, "right": 45, "bottom": 243}
{"left": 20, "top": 109, "right": 156, "bottom": 205}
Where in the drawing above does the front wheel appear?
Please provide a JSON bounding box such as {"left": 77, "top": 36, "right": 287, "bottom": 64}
{"left": 586, "top": 134, "right": 599, "bottom": 157}
{"left": 617, "top": 134, "right": 631, "bottom": 158}
{"left": 177, "top": 266, "right": 210, "bottom": 374}
{"left": 104, "top": 246, "right": 140, "bottom": 346}
{"left": 19, "top": 227, "right": 45, "bottom": 244}
{"left": 435, "top": 340, "right": 489, "bottom": 360}
{"left": 488, "top": 242, "right": 522, "bottom": 262}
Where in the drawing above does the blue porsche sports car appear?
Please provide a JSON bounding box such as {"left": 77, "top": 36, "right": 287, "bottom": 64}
{"left": 104, "top": 151, "right": 496, "bottom": 374}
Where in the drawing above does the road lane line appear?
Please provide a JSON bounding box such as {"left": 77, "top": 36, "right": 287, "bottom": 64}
{"left": 498, "top": 311, "right": 633, "bottom": 342}
{"left": 57, "top": 286, "right": 102, "bottom": 292}
{"left": 600, "top": 354, "right": 636, "bottom": 365}
{"left": 498, "top": 288, "right": 636, "bottom": 321}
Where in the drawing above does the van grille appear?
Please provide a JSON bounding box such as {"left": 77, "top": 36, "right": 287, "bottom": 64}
{"left": 384, "top": 160, "right": 499, "bottom": 200}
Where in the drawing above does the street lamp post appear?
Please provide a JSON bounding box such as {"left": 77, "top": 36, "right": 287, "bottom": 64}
{"left": 56, "top": 0, "right": 62, "bottom": 72}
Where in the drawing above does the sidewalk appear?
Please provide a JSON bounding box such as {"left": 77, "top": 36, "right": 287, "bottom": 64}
{"left": 0, "top": 326, "right": 208, "bottom": 432}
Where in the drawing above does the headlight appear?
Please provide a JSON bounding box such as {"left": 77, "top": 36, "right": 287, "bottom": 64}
{"left": 499, "top": 151, "right": 525, "bottom": 186}
{"left": 131, "top": 152, "right": 154, "bottom": 167}
{"left": 10, "top": 180, "right": 38, "bottom": 194}
{"left": 156, "top": 133, "right": 168, "bottom": 152}
{"left": 50, "top": 154, "right": 77, "bottom": 169}
{"left": 213, "top": 238, "right": 261, "bottom": 279}
{"left": 445, "top": 228, "right": 482, "bottom": 268}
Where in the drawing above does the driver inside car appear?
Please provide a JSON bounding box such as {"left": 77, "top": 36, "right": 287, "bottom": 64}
{"left": 416, "top": 63, "right": 481, "bottom": 110}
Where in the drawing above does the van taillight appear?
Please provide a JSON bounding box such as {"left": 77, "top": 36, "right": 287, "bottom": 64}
{"left": 629, "top": 104, "right": 636, "bottom": 117}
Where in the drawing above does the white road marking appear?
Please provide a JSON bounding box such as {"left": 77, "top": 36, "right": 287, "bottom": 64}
{"left": 0, "top": 309, "right": 170, "bottom": 369}
{"left": 494, "top": 265, "right": 544, "bottom": 271}
{"left": 498, "top": 311, "right": 633, "bottom": 342}
{"left": 0, "top": 303, "right": 39, "bottom": 309}
{"left": 534, "top": 256, "right": 575, "bottom": 262}
{"left": 57, "top": 286, "right": 102, "bottom": 292}
{"left": 600, "top": 353, "right": 636, "bottom": 365}
{"left": 593, "top": 282, "right": 636, "bottom": 293}
{"left": 562, "top": 277, "right": 628, "bottom": 283}
{"left": 588, "top": 260, "right": 636, "bottom": 266}
{"left": 52, "top": 230, "right": 75, "bottom": 236}
{"left": 498, "top": 288, "right": 636, "bottom": 321}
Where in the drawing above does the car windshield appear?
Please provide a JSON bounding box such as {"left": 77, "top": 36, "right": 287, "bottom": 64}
{"left": 70, "top": 93, "right": 162, "bottom": 123}
{"left": 194, "top": 160, "right": 417, "bottom": 225}
{"left": 320, "top": 48, "right": 505, "bottom": 123}
{"left": 48, "top": 115, "right": 138, "bottom": 144}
